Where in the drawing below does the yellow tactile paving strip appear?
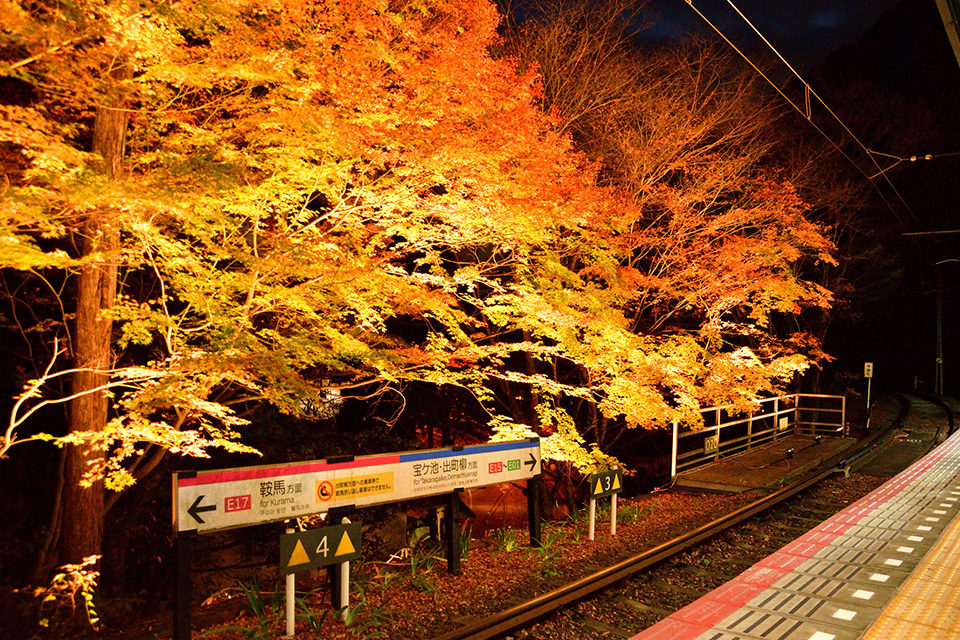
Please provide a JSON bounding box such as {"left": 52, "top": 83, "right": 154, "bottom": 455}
{"left": 862, "top": 510, "right": 960, "bottom": 638}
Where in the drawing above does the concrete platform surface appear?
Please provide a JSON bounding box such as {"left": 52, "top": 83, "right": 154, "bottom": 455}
{"left": 634, "top": 418, "right": 960, "bottom": 640}
{"left": 675, "top": 435, "right": 859, "bottom": 493}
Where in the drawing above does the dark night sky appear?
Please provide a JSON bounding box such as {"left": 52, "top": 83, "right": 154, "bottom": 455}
{"left": 640, "top": 0, "right": 903, "bottom": 68}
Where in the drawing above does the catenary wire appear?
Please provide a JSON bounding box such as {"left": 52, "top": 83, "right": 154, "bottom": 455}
{"left": 681, "top": 0, "right": 909, "bottom": 228}
{"left": 721, "top": 0, "right": 919, "bottom": 224}
{"left": 868, "top": 149, "right": 960, "bottom": 179}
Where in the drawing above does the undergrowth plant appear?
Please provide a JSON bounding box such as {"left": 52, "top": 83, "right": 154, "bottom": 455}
{"left": 410, "top": 544, "right": 439, "bottom": 577}
{"left": 200, "top": 580, "right": 278, "bottom": 640}
{"left": 618, "top": 505, "right": 639, "bottom": 523}
{"left": 535, "top": 527, "right": 566, "bottom": 578}
{"left": 459, "top": 523, "right": 472, "bottom": 560}
{"left": 619, "top": 500, "right": 659, "bottom": 524}
{"left": 495, "top": 527, "right": 519, "bottom": 551}
{"left": 200, "top": 580, "right": 326, "bottom": 639}
{"left": 343, "top": 582, "right": 396, "bottom": 638}
{"left": 408, "top": 544, "right": 440, "bottom": 593}
{"left": 370, "top": 565, "right": 402, "bottom": 590}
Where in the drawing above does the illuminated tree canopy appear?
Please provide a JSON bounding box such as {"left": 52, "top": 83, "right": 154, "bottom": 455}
{"left": 1, "top": 0, "right": 835, "bottom": 564}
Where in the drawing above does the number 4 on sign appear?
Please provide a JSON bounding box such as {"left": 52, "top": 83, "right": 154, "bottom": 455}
{"left": 311, "top": 531, "right": 352, "bottom": 561}
{"left": 279, "top": 522, "right": 362, "bottom": 574}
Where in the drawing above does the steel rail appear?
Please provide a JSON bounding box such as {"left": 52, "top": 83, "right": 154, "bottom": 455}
{"left": 437, "top": 395, "right": 920, "bottom": 640}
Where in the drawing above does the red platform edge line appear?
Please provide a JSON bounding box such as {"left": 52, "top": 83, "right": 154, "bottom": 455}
{"left": 629, "top": 431, "right": 960, "bottom": 640}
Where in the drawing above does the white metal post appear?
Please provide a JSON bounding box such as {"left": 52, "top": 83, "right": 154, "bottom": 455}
{"left": 340, "top": 517, "right": 350, "bottom": 621}
{"left": 670, "top": 420, "right": 678, "bottom": 482}
{"left": 793, "top": 394, "right": 799, "bottom": 436}
{"left": 610, "top": 492, "right": 617, "bottom": 536}
{"left": 842, "top": 395, "right": 848, "bottom": 435}
{"left": 774, "top": 397, "right": 780, "bottom": 438}
{"left": 588, "top": 496, "right": 596, "bottom": 541}
{"left": 284, "top": 527, "right": 295, "bottom": 638}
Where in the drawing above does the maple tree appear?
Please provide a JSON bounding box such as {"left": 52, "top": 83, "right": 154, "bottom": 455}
{"left": 1, "top": 0, "right": 842, "bottom": 604}
{"left": 0, "top": 0, "right": 622, "bottom": 574}
{"left": 495, "top": 0, "right": 837, "bottom": 455}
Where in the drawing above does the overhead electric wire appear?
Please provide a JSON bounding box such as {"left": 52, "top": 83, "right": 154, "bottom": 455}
{"left": 681, "top": 0, "right": 913, "bottom": 228}
{"left": 868, "top": 149, "right": 960, "bottom": 179}
{"left": 721, "top": 0, "right": 919, "bottom": 225}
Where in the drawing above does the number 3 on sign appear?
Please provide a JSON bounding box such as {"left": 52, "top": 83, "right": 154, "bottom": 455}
{"left": 316, "top": 535, "right": 329, "bottom": 558}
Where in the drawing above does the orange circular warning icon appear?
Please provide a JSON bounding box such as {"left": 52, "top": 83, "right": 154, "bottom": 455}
{"left": 316, "top": 480, "right": 334, "bottom": 502}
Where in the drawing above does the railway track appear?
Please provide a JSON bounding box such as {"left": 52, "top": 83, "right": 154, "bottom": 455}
{"left": 516, "top": 474, "right": 889, "bottom": 640}
{"left": 439, "top": 394, "right": 953, "bottom": 640}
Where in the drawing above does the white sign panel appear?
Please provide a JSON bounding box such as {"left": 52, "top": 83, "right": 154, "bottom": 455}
{"left": 173, "top": 439, "right": 540, "bottom": 533}
{"left": 864, "top": 362, "right": 874, "bottom": 378}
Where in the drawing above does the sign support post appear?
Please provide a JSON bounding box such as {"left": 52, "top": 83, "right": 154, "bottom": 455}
{"left": 864, "top": 362, "right": 874, "bottom": 409}
{"left": 527, "top": 473, "right": 541, "bottom": 548}
{"left": 339, "top": 558, "right": 349, "bottom": 621}
{"left": 284, "top": 525, "right": 295, "bottom": 638}
{"left": 339, "top": 517, "right": 351, "bottom": 622}
{"left": 670, "top": 420, "right": 678, "bottom": 482}
{"left": 325, "top": 506, "right": 353, "bottom": 611}
{"left": 588, "top": 494, "right": 596, "bottom": 541}
{"left": 445, "top": 489, "right": 463, "bottom": 575}
{"left": 610, "top": 491, "right": 618, "bottom": 536}
{"left": 173, "top": 531, "right": 194, "bottom": 640}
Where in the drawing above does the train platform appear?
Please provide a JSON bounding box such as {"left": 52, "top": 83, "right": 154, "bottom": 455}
{"left": 631, "top": 424, "right": 960, "bottom": 640}
{"left": 674, "top": 434, "right": 858, "bottom": 493}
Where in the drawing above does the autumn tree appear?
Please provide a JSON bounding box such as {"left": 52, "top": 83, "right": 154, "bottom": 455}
{"left": 2, "top": 0, "right": 840, "bottom": 601}
{"left": 0, "top": 0, "right": 620, "bottom": 575}
{"left": 494, "top": 0, "right": 837, "bottom": 453}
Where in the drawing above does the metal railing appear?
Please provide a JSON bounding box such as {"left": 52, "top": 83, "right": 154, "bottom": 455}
{"left": 669, "top": 393, "right": 846, "bottom": 479}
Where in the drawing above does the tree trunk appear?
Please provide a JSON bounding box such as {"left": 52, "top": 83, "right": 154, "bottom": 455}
{"left": 58, "top": 67, "right": 129, "bottom": 567}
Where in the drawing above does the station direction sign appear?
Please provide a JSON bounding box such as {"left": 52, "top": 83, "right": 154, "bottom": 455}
{"left": 173, "top": 438, "right": 540, "bottom": 534}
{"left": 280, "top": 522, "right": 361, "bottom": 574}
{"left": 590, "top": 468, "right": 623, "bottom": 499}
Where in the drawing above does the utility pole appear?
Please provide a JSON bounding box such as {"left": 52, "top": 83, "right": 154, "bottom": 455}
{"left": 934, "top": 259, "right": 958, "bottom": 395}
{"left": 937, "top": 284, "right": 943, "bottom": 395}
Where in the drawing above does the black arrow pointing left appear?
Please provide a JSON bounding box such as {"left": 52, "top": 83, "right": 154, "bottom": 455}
{"left": 187, "top": 495, "right": 217, "bottom": 524}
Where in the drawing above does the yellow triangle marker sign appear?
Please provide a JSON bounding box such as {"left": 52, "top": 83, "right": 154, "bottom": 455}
{"left": 288, "top": 540, "right": 310, "bottom": 567}
{"left": 612, "top": 474, "right": 621, "bottom": 490}
{"left": 335, "top": 531, "right": 356, "bottom": 557}
{"left": 594, "top": 479, "right": 604, "bottom": 495}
